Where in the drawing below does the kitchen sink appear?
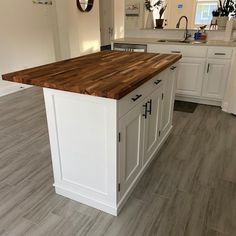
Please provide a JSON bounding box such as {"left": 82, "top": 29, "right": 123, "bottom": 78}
{"left": 157, "top": 39, "right": 206, "bottom": 44}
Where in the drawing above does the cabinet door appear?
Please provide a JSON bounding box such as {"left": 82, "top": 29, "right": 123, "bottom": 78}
{"left": 143, "top": 85, "right": 163, "bottom": 166}
{"left": 161, "top": 67, "right": 177, "bottom": 136}
{"left": 202, "top": 59, "right": 230, "bottom": 100}
{"left": 176, "top": 58, "right": 206, "bottom": 97}
{"left": 119, "top": 103, "right": 144, "bottom": 197}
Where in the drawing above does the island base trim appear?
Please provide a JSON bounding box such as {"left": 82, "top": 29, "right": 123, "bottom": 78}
{"left": 117, "top": 125, "right": 173, "bottom": 214}
{"left": 54, "top": 185, "right": 118, "bottom": 216}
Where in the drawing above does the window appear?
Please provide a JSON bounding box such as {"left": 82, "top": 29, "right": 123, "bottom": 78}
{"left": 195, "top": 0, "right": 218, "bottom": 25}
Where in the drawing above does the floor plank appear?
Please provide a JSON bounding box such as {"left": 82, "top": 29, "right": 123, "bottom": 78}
{"left": 0, "top": 87, "right": 236, "bottom": 236}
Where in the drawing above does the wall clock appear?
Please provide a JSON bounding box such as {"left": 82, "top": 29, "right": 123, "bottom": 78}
{"left": 77, "top": 0, "right": 94, "bottom": 12}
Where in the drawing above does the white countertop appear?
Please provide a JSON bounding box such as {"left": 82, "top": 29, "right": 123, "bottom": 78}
{"left": 113, "top": 38, "right": 236, "bottom": 47}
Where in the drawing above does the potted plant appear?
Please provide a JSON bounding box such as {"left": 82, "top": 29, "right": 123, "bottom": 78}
{"left": 211, "top": 7, "right": 220, "bottom": 27}
{"left": 217, "top": 0, "right": 235, "bottom": 29}
{"left": 144, "top": 0, "right": 154, "bottom": 28}
{"left": 144, "top": 0, "right": 165, "bottom": 29}
{"left": 155, "top": 4, "right": 167, "bottom": 29}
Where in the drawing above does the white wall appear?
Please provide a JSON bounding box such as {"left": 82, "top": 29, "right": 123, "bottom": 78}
{"left": 114, "top": 0, "right": 125, "bottom": 39}
{"left": 124, "top": 0, "right": 228, "bottom": 40}
{"left": 54, "top": 0, "right": 101, "bottom": 59}
{"left": 0, "top": 0, "right": 56, "bottom": 95}
{"left": 0, "top": 1, "right": 56, "bottom": 74}
{"left": 0, "top": 0, "right": 102, "bottom": 96}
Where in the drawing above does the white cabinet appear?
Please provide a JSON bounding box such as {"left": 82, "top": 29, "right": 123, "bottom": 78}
{"left": 143, "top": 85, "right": 163, "bottom": 166}
{"left": 147, "top": 44, "right": 233, "bottom": 106}
{"left": 202, "top": 59, "right": 230, "bottom": 100}
{"left": 176, "top": 58, "right": 205, "bottom": 97}
{"left": 44, "top": 64, "right": 178, "bottom": 216}
{"left": 118, "top": 66, "right": 177, "bottom": 200}
{"left": 118, "top": 82, "right": 164, "bottom": 198}
{"left": 119, "top": 102, "right": 144, "bottom": 197}
{"left": 161, "top": 67, "right": 177, "bottom": 135}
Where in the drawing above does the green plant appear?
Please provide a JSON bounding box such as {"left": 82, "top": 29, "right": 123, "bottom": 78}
{"left": 145, "top": 0, "right": 165, "bottom": 12}
{"left": 158, "top": 4, "right": 167, "bottom": 19}
{"left": 145, "top": 0, "right": 152, "bottom": 12}
{"left": 218, "top": 0, "right": 235, "bottom": 17}
{"left": 212, "top": 8, "right": 220, "bottom": 17}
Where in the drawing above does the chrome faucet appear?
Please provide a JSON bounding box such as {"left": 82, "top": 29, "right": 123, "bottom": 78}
{"left": 176, "top": 16, "right": 191, "bottom": 41}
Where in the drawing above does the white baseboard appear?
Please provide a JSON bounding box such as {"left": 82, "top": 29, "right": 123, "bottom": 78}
{"left": 175, "top": 95, "right": 222, "bottom": 107}
{"left": 55, "top": 185, "right": 118, "bottom": 216}
{"left": 222, "top": 102, "right": 229, "bottom": 113}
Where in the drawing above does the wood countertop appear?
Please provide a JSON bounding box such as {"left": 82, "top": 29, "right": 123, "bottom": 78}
{"left": 2, "top": 51, "right": 181, "bottom": 100}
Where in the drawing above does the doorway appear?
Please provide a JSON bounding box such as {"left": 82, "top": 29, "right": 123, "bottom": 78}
{"left": 99, "top": 0, "right": 114, "bottom": 50}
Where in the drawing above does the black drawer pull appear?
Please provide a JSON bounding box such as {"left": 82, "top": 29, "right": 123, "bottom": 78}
{"left": 171, "top": 66, "right": 177, "bottom": 70}
{"left": 143, "top": 103, "right": 148, "bottom": 119}
{"left": 131, "top": 94, "right": 142, "bottom": 102}
{"left": 214, "top": 53, "right": 226, "bottom": 56}
{"left": 171, "top": 51, "right": 181, "bottom": 54}
{"left": 147, "top": 99, "right": 152, "bottom": 115}
{"left": 207, "top": 63, "right": 210, "bottom": 73}
{"left": 154, "top": 80, "right": 162, "bottom": 85}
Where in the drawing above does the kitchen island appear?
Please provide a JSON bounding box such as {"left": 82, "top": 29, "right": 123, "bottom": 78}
{"left": 3, "top": 51, "right": 181, "bottom": 215}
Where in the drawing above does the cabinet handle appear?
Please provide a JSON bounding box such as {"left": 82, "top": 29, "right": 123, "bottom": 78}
{"left": 171, "top": 51, "right": 181, "bottom": 54}
{"left": 170, "top": 66, "right": 177, "bottom": 70}
{"left": 143, "top": 103, "right": 148, "bottom": 119}
{"left": 214, "top": 53, "right": 226, "bottom": 56}
{"left": 131, "top": 94, "right": 142, "bottom": 102}
{"left": 207, "top": 63, "right": 210, "bottom": 73}
{"left": 147, "top": 99, "right": 152, "bottom": 115}
{"left": 154, "top": 80, "right": 162, "bottom": 85}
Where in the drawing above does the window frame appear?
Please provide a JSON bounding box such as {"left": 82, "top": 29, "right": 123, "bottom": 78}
{"left": 193, "top": 0, "right": 218, "bottom": 28}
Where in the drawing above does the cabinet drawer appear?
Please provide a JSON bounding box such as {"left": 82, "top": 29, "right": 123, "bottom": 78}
{"left": 118, "top": 72, "right": 165, "bottom": 118}
{"left": 207, "top": 47, "right": 233, "bottom": 59}
{"left": 148, "top": 44, "right": 207, "bottom": 58}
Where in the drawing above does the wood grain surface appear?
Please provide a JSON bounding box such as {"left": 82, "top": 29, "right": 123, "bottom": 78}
{"left": 2, "top": 51, "right": 181, "bottom": 99}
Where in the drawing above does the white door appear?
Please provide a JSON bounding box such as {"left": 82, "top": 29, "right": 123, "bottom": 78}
{"left": 176, "top": 58, "right": 206, "bottom": 97}
{"left": 143, "top": 85, "right": 163, "bottom": 166}
{"left": 99, "top": 0, "right": 114, "bottom": 47}
{"left": 202, "top": 59, "right": 230, "bottom": 100}
{"left": 119, "top": 102, "right": 144, "bottom": 197}
{"left": 161, "top": 67, "right": 177, "bottom": 135}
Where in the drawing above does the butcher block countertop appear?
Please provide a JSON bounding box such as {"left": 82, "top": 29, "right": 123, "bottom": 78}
{"left": 2, "top": 51, "right": 181, "bottom": 100}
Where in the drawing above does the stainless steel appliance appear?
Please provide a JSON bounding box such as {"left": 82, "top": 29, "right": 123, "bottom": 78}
{"left": 113, "top": 43, "right": 147, "bottom": 52}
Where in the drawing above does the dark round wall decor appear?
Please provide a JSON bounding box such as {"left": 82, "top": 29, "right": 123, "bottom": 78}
{"left": 77, "top": 0, "right": 94, "bottom": 12}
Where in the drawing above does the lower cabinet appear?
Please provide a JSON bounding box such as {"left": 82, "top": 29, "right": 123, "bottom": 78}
{"left": 176, "top": 58, "right": 205, "bottom": 97}
{"left": 161, "top": 67, "right": 177, "bottom": 135}
{"left": 118, "top": 66, "right": 177, "bottom": 199}
{"left": 119, "top": 101, "right": 144, "bottom": 197}
{"left": 202, "top": 59, "right": 230, "bottom": 100}
{"left": 143, "top": 85, "right": 163, "bottom": 166}
{"left": 147, "top": 43, "right": 233, "bottom": 105}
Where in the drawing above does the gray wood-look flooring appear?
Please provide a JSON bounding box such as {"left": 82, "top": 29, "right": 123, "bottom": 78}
{"left": 0, "top": 87, "right": 236, "bottom": 236}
